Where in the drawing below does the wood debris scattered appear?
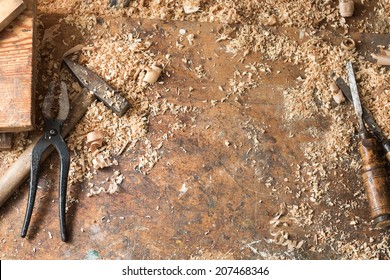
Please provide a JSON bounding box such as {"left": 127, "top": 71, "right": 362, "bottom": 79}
{"left": 183, "top": 0, "right": 200, "bottom": 14}
{"left": 267, "top": 203, "right": 305, "bottom": 252}
{"left": 143, "top": 65, "right": 163, "bottom": 84}
{"left": 371, "top": 49, "right": 390, "bottom": 66}
{"left": 87, "top": 171, "right": 124, "bottom": 197}
{"left": 0, "top": 0, "right": 389, "bottom": 260}
{"left": 86, "top": 130, "right": 104, "bottom": 156}
{"left": 339, "top": 0, "right": 354, "bottom": 18}
{"left": 330, "top": 81, "right": 346, "bottom": 104}
{"left": 340, "top": 38, "right": 356, "bottom": 51}
{"left": 92, "top": 153, "right": 116, "bottom": 170}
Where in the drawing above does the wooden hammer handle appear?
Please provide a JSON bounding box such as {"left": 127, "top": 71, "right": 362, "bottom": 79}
{"left": 0, "top": 91, "right": 94, "bottom": 208}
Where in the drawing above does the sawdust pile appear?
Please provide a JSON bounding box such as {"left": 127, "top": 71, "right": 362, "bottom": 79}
{"left": 63, "top": 32, "right": 166, "bottom": 184}
{"left": 0, "top": 133, "right": 30, "bottom": 166}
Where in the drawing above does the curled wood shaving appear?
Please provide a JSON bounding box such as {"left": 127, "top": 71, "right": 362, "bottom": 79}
{"left": 183, "top": 0, "right": 200, "bottom": 14}
{"left": 62, "top": 44, "right": 85, "bottom": 58}
{"left": 87, "top": 171, "right": 124, "bottom": 197}
{"left": 92, "top": 153, "right": 115, "bottom": 170}
{"left": 268, "top": 203, "right": 305, "bottom": 252}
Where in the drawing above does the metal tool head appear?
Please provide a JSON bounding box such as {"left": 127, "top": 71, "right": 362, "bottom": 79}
{"left": 62, "top": 58, "right": 131, "bottom": 116}
{"left": 57, "top": 82, "right": 70, "bottom": 122}
{"left": 42, "top": 81, "right": 69, "bottom": 123}
{"left": 346, "top": 61, "right": 367, "bottom": 136}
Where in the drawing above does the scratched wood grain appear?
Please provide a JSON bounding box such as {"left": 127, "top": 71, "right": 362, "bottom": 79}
{"left": 0, "top": 14, "right": 381, "bottom": 260}
{"left": 0, "top": 0, "right": 35, "bottom": 132}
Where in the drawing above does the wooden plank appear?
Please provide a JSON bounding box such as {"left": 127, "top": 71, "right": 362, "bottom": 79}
{"left": 0, "top": 0, "right": 26, "bottom": 32}
{"left": 0, "top": 0, "right": 35, "bottom": 132}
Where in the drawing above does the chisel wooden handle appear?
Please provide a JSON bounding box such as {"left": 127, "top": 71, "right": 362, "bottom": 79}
{"left": 0, "top": 136, "right": 50, "bottom": 207}
{"left": 0, "top": 90, "right": 94, "bottom": 208}
{"left": 359, "top": 138, "right": 390, "bottom": 228}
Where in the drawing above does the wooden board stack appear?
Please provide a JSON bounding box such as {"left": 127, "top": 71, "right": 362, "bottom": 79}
{"left": 0, "top": 0, "right": 35, "bottom": 149}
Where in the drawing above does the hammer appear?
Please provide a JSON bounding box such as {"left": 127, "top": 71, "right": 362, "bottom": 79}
{"left": 0, "top": 60, "right": 131, "bottom": 207}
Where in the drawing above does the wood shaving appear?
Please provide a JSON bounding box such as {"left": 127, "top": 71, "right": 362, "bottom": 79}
{"left": 267, "top": 204, "right": 305, "bottom": 252}
{"left": 92, "top": 153, "right": 115, "bottom": 170}
{"left": 143, "top": 65, "right": 163, "bottom": 84}
{"left": 183, "top": 0, "right": 200, "bottom": 14}
{"left": 62, "top": 44, "right": 85, "bottom": 58}
{"left": 87, "top": 171, "right": 124, "bottom": 197}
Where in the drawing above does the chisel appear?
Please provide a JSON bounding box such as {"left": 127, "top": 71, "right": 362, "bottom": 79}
{"left": 346, "top": 61, "right": 390, "bottom": 228}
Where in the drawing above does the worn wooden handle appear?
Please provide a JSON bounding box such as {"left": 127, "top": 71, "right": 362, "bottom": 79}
{"left": 359, "top": 138, "right": 390, "bottom": 228}
{"left": 0, "top": 91, "right": 94, "bottom": 208}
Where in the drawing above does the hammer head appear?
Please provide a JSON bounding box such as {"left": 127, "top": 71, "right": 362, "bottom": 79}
{"left": 62, "top": 58, "right": 131, "bottom": 117}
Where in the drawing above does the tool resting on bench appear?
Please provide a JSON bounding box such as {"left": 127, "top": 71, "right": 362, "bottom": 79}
{"left": 21, "top": 81, "right": 70, "bottom": 241}
{"left": 346, "top": 61, "right": 390, "bottom": 228}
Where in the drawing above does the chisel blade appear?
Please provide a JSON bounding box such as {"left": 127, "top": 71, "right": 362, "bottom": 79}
{"left": 346, "top": 61, "right": 365, "bottom": 131}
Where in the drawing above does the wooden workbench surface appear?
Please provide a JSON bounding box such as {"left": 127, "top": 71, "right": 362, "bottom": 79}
{"left": 0, "top": 2, "right": 389, "bottom": 260}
